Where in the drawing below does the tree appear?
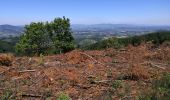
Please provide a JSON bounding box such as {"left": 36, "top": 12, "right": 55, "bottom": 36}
{"left": 15, "top": 22, "right": 50, "bottom": 55}
{"left": 50, "top": 17, "right": 75, "bottom": 53}
{"left": 15, "top": 17, "right": 75, "bottom": 56}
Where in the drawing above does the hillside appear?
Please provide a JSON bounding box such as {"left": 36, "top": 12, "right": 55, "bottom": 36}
{"left": 85, "top": 31, "right": 170, "bottom": 50}
{"left": 0, "top": 43, "right": 170, "bottom": 99}
{"left": 0, "top": 25, "right": 24, "bottom": 38}
{"left": 0, "top": 37, "right": 19, "bottom": 53}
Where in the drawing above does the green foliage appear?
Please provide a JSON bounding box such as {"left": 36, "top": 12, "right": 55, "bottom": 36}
{"left": 139, "top": 73, "right": 170, "bottom": 100}
{"left": 124, "top": 83, "right": 131, "bottom": 96}
{"left": 15, "top": 17, "right": 75, "bottom": 56}
{"left": 112, "top": 80, "right": 123, "bottom": 90}
{"left": 51, "top": 17, "right": 75, "bottom": 53}
{"left": 57, "top": 92, "right": 70, "bottom": 100}
{"left": 15, "top": 22, "right": 49, "bottom": 55}
{"left": 0, "top": 90, "right": 13, "bottom": 100}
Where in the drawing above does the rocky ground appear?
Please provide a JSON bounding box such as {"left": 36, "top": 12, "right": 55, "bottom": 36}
{"left": 0, "top": 43, "right": 170, "bottom": 100}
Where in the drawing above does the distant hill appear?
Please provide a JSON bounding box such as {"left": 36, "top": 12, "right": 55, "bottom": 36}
{"left": 1, "top": 24, "right": 170, "bottom": 41}
{"left": 0, "top": 24, "right": 170, "bottom": 38}
{"left": 0, "top": 25, "right": 24, "bottom": 38}
{"left": 0, "top": 37, "right": 19, "bottom": 53}
{"left": 71, "top": 24, "right": 170, "bottom": 32}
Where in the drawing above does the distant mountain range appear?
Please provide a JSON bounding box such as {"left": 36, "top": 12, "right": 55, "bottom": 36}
{"left": 71, "top": 24, "right": 170, "bottom": 31}
{"left": 0, "top": 24, "right": 170, "bottom": 38}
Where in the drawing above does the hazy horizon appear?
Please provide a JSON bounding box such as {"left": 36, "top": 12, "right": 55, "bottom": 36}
{"left": 1, "top": 23, "right": 170, "bottom": 27}
{"left": 0, "top": 0, "right": 170, "bottom": 25}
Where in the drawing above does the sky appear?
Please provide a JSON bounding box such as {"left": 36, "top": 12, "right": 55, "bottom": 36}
{"left": 0, "top": 0, "right": 170, "bottom": 25}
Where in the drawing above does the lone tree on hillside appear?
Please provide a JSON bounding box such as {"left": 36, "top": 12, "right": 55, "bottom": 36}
{"left": 15, "top": 17, "right": 75, "bottom": 55}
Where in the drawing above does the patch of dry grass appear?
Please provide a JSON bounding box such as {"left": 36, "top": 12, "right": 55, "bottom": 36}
{"left": 123, "top": 65, "right": 150, "bottom": 81}
{"left": 0, "top": 54, "right": 14, "bottom": 66}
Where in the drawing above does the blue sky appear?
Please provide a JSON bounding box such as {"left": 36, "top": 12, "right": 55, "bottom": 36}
{"left": 0, "top": 0, "right": 170, "bottom": 25}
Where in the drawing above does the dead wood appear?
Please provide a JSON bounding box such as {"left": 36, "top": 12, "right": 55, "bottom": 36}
{"left": 18, "top": 70, "right": 36, "bottom": 73}
{"left": 80, "top": 52, "right": 105, "bottom": 66}
{"left": 22, "top": 94, "right": 42, "bottom": 98}
{"left": 149, "top": 62, "right": 166, "bottom": 70}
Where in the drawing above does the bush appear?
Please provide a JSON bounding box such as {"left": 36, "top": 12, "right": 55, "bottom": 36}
{"left": 112, "top": 80, "right": 123, "bottom": 90}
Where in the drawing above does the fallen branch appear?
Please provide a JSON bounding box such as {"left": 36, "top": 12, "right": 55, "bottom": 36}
{"left": 94, "top": 80, "right": 111, "bottom": 83}
{"left": 31, "top": 74, "right": 46, "bottom": 86}
{"left": 18, "top": 70, "right": 36, "bottom": 73}
{"left": 80, "top": 52, "right": 105, "bottom": 66}
{"left": 11, "top": 76, "right": 23, "bottom": 81}
{"left": 149, "top": 63, "right": 166, "bottom": 70}
{"left": 22, "top": 94, "right": 42, "bottom": 98}
{"left": 121, "top": 96, "right": 133, "bottom": 100}
{"left": 109, "top": 61, "right": 127, "bottom": 64}
{"left": 119, "top": 49, "right": 127, "bottom": 52}
{"left": 75, "top": 84, "right": 91, "bottom": 89}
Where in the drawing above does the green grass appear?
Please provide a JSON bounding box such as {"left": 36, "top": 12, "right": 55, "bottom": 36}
{"left": 58, "top": 92, "right": 70, "bottom": 100}
{"left": 112, "top": 80, "right": 123, "bottom": 90}
{"left": 139, "top": 73, "right": 170, "bottom": 100}
{"left": 1, "top": 90, "right": 13, "bottom": 100}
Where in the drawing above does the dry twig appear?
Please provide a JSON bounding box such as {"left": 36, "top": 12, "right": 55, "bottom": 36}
{"left": 80, "top": 52, "right": 105, "bottom": 66}
{"left": 18, "top": 70, "right": 36, "bottom": 73}
{"left": 22, "top": 94, "right": 42, "bottom": 98}
{"left": 149, "top": 63, "right": 166, "bottom": 70}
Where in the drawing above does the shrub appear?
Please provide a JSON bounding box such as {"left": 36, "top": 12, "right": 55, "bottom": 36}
{"left": 112, "top": 80, "right": 123, "bottom": 90}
